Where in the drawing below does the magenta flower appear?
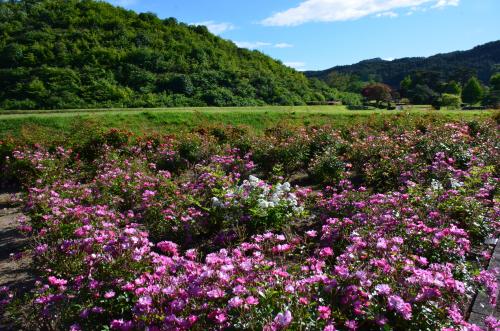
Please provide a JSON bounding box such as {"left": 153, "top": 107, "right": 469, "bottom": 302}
{"left": 157, "top": 241, "right": 178, "bottom": 256}
{"left": 207, "top": 288, "right": 225, "bottom": 299}
{"left": 110, "top": 319, "right": 134, "bottom": 330}
{"left": 214, "top": 311, "right": 228, "bottom": 324}
{"left": 104, "top": 291, "right": 116, "bottom": 299}
{"left": 318, "top": 306, "right": 331, "bottom": 320}
{"left": 345, "top": 320, "right": 358, "bottom": 330}
{"left": 245, "top": 296, "right": 259, "bottom": 305}
{"left": 274, "top": 310, "right": 293, "bottom": 328}
{"left": 228, "top": 296, "right": 244, "bottom": 308}
{"left": 484, "top": 315, "right": 499, "bottom": 330}
{"left": 319, "top": 247, "right": 334, "bottom": 257}
{"left": 387, "top": 295, "right": 412, "bottom": 320}
{"left": 306, "top": 230, "right": 317, "bottom": 238}
{"left": 375, "top": 284, "right": 391, "bottom": 296}
{"left": 35, "top": 244, "right": 48, "bottom": 255}
{"left": 48, "top": 276, "right": 68, "bottom": 287}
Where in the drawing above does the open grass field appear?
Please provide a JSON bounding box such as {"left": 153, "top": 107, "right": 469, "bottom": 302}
{"left": 0, "top": 106, "right": 496, "bottom": 140}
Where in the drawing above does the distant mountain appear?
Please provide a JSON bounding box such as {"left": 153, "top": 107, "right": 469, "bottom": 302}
{"left": 0, "top": 0, "right": 341, "bottom": 110}
{"left": 306, "top": 41, "right": 500, "bottom": 87}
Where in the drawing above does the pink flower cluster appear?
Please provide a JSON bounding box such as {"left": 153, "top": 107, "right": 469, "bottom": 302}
{"left": 2, "top": 121, "right": 498, "bottom": 330}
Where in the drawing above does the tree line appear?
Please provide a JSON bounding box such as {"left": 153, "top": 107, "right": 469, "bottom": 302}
{"left": 360, "top": 73, "right": 500, "bottom": 109}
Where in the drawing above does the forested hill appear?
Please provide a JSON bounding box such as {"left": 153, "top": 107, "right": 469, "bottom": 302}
{"left": 306, "top": 41, "right": 500, "bottom": 87}
{"left": 0, "top": 0, "right": 345, "bottom": 110}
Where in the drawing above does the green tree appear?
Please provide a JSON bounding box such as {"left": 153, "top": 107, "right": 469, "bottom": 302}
{"left": 462, "top": 77, "right": 484, "bottom": 105}
{"left": 441, "top": 93, "right": 462, "bottom": 109}
{"left": 490, "top": 73, "right": 500, "bottom": 90}
{"left": 166, "top": 75, "right": 194, "bottom": 96}
{"left": 325, "top": 72, "right": 364, "bottom": 93}
{"left": 400, "top": 75, "right": 412, "bottom": 98}
{"left": 326, "top": 71, "right": 351, "bottom": 91}
{"left": 26, "top": 78, "right": 46, "bottom": 99}
{"left": 444, "top": 81, "right": 461, "bottom": 95}
{"left": 408, "top": 84, "right": 437, "bottom": 105}
{"left": 483, "top": 73, "right": 500, "bottom": 108}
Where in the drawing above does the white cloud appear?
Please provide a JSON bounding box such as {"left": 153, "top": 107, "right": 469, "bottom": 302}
{"left": 261, "top": 0, "right": 460, "bottom": 26}
{"left": 376, "top": 11, "right": 399, "bottom": 18}
{"left": 235, "top": 41, "right": 294, "bottom": 49}
{"left": 275, "top": 43, "right": 294, "bottom": 48}
{"left": 192, "top": 21, "right": 236, "bottom": 35}
{"left": 383, "top": 57, "right": 395, "bottom": 61}
{"left": 235, "top": 41, "right": 272, "bottom": 49}
{"left": 433, "top": 0, "right": 459, "bottom": 8}
{"left": 284, "top": 62, "right": 306, "bottom": 70}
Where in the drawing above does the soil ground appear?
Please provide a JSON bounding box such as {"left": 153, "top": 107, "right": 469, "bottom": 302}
{"left": 0, "top": 193, "right": 33, "bottom": 329}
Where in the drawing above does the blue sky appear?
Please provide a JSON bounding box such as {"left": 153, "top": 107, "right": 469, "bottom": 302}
{"left": 106, "top": 0, "right": 500, "bottom": 71}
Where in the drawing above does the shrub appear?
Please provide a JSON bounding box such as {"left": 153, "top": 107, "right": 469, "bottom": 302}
{"left": 307, "top": 148, "right": 345, "bottom": 184}
{"left": 2, "top": 120, "right": 499, "bottom": 330}
{"left": 441, "top": 93, "right": 462, "bottom": 109}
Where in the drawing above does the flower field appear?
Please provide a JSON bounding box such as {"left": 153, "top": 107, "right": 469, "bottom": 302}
{"left": 0, "top": 118, "right": 499, "bottom": 330}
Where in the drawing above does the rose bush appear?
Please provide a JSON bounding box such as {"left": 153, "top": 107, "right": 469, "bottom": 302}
{"left": 2, "top": 119, "right": 498, "bottom": 330}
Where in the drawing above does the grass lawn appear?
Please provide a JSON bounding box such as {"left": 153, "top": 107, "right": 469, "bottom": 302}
{"left": 0, "top": 106, "right": 496, "bottom": 142}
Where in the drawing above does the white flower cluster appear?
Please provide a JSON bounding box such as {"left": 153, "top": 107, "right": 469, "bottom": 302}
{"left": 449, "top": 178, "right": 464, "bottom": 189}
{"left": 248, "top": 175, "right": 261, "bottom": 186}
{"left": 430, "top": 178, "right": 464, "bottom": 191}
{"left": 249, "top": 176, "right": 302, "bottom": 213}
{"left": 211, "top": 196, "right": 224, "bottom": 208}
{"left": 211, "top": 176, "right": 303, "bottom": 214}
{"left": 431, "top": 179, "right": 444, "bottom": 191}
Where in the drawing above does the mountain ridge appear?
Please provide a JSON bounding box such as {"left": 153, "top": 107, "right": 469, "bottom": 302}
{"left": 305, "top": 41, "right": 500, "bottom": 87}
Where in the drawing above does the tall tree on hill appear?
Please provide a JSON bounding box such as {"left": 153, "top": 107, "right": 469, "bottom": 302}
{"left": 462, "top": 77, "right": 484, "bottom": 105}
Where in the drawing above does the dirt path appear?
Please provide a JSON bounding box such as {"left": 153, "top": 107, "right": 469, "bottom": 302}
{"left": 0, "top": 193, "right": 33, "bottom": 328}
{"left": 468, "top": 238, "right": 500, "bottom": 327}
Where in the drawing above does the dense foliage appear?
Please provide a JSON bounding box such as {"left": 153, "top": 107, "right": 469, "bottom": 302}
{"left": 484, "top": 73, "right": 500, "bottom": 108}
{"left": 306, "top": 41, "right": 500, "bottom": 88}
{"left": 462, "top": 77, "right": 485, "bottom": 105}
{"left": 1, "top": 118, "right": 498, "bottom": 330}
{"left": 440, "top": 93, "right": 462, "bottom": 109}
{"left": 0, "top": 0, "right": 356, "bottom": 110}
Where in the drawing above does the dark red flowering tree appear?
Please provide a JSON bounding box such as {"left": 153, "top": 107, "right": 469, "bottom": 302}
{"left": 362, "top": 83, "right": 392, "bottom": 106}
